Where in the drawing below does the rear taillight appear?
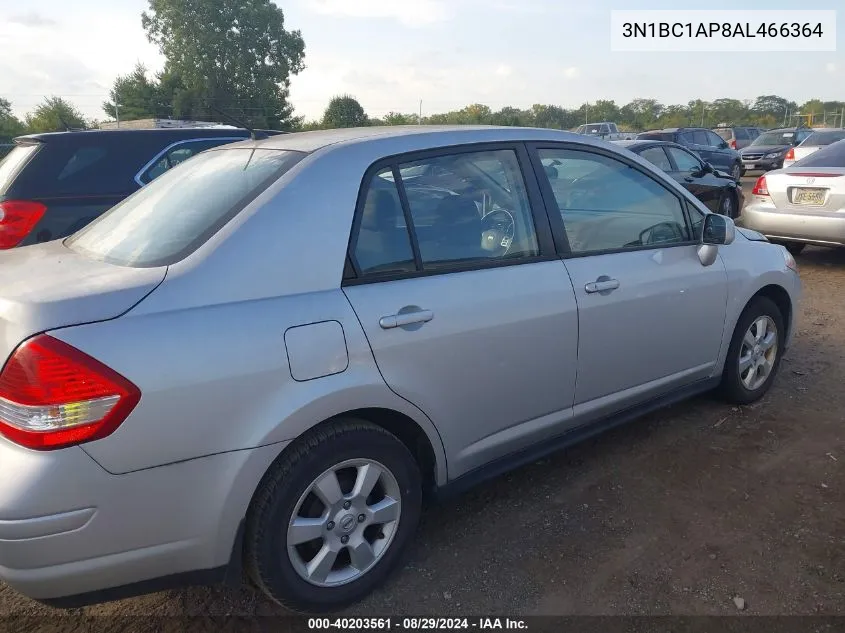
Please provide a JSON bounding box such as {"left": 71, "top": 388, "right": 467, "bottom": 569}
{"left": 0, "top": 200, "right": 47, "bottom": 249}
{"left": 752, "top": 176, "right": 769, "bottom": 196}
{"left": 730, "top": 139, "right": 737, "bottom": 149}
{"left": 0, "top": 335, "right": 140, "bottom": 450}
{"left": 785, "top": 148, "right": 795, "bottom": 161}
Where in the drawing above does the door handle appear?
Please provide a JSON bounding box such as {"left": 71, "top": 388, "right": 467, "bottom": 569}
{"left": 379, "top": 309, "right": 434, "bottom": 330}
{"left": 585, "top": 279, "right": 620, "bottom": 294}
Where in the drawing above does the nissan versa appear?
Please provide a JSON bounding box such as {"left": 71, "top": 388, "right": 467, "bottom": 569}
{"left": 0, "top": 126, "right": 801, "bottom": 613}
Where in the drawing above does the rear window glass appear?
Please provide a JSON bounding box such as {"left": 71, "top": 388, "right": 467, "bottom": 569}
{"left": 0, "top": 144, "right": 38, "bottom": 194}
{"left": 804, "top": 130, "right": 845, "bottom": 146}
{"left": 66, "top": 148, "right": 304, "bottom": 268}
{"left": 792, "top": 140, "right": 845, "bottom": 168}
{"left": 714, "top": 129, "right": 733, "bottom": 141}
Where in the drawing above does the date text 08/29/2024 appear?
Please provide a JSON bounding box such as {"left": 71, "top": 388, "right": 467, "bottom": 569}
{"left": 308, "top": 617, "right": 529, "bottom": 630}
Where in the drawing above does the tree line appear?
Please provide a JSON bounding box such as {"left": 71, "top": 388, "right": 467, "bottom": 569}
{"left": 1, "top": 0, "right": 843, "bottom": 147}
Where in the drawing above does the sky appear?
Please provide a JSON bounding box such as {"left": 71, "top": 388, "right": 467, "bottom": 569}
{"left": 0, "top": 0, "right": 842, "bottom": 123}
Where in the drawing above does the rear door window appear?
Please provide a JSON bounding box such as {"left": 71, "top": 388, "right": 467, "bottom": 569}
{"left": 66, "top": 148, "right": 305, "bottom": 267}
{"left": 638, "top": 146, "right": 672, "bottom": 171}
{"left": 735, "top": 128, "right": 750, "bottom": 140}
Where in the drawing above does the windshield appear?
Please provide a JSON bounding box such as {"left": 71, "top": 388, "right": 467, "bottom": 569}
{"left": 792, "top": 139, "right": 845, "bottom": 168}
{"left": 802, "top": 130, "right": 845, "bottom": 147}
{"left": 752, "top": 131, "right": 796, "bottom": 146}
{"left": 66, "top": 148, "right": 304, "bottom": 268}
{"left": 0, "top": 144, "right": 38, "bottom": 194}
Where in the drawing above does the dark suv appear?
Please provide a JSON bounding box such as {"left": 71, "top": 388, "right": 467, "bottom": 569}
{"left": 0, "top": 127, "right": 278, "bottom": 249}
{"left": 636, "top": 127, "right": 743, "bottom": 181}
{"left": 739, "top": 127, "right": 814, "bottom": 173}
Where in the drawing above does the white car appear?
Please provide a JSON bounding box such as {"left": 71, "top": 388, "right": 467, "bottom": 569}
{"left": 783, "top": 129, "right": 845, "bottom": 168}
{"left": 742, "top": 138, "right": 845, "bottom": 254}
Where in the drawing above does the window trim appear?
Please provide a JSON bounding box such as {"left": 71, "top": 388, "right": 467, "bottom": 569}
{"left": 343, "top": 141, "right": 558, "bottom": 287}
{"left": 665, "top": 144, "right": 703, "bottom": 173}
{"left": 134, "top": 137, "right": 245, "bottom": 186}
{"left": 526, "top": 141, "right": 700, "bottom": 259}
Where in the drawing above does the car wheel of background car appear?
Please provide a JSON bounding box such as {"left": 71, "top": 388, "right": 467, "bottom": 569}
{"left": 719, "top": 297, "right": 785, "bottom": 405}
{"left": 244, "top": 418, "right": 422, "bottom": 613}
{"left": 718, "top": 192, "right": 737, "bottom": 219}
{"left": 783, "top": 242, "right": 806, "bottom": 256}
{"left": 730, "top": 162, "right": 741, "bottom": 181}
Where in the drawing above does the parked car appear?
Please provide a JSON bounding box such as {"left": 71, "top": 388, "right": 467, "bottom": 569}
{"left": 742, "top": 138, "right": 845, "bottom": 254}
{"left": 712, "top": 126, "right": 762, "bottom": 150}
{"left": 0, "top": 127, "right": 282, "bottom": 250}
{"left": 636, "top": 127, "right": 743, "bottom": 181}
{"left": 739, "top": 127, "right": 814, "bottom": 174}
{"left": 574, "top": 121, "right": 637, "bottom": 140}
{"left": 0, "top": 126, "right": 800, "bottom": 613}
{"left": 615, "top": 139, "right": 744, "bottom": 218}
{"left": 783, "top": 128, "right": 845, "bottom": 168}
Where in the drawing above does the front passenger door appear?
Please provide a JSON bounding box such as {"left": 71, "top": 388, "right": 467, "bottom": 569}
{"left": 531, "top": 145, "right": 728, "bottom": 421}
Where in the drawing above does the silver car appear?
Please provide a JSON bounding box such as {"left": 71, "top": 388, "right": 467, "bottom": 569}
{"left": 782, "top": 129, "right": 845, "bottom": 168}
{"left": 742, "top": 138, "right": 845, "bottom": 254}
{"left": 0, "top": 126, "right": 801, "bottom": 613}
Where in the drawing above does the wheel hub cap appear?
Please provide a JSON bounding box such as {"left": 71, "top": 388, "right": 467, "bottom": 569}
{"left": 738, "top": 316, "right": 778, "bottom": 391}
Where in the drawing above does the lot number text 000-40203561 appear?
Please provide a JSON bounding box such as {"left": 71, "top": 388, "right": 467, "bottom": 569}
{"left": 610, "top": 10, "right": 836, "bottom": 52}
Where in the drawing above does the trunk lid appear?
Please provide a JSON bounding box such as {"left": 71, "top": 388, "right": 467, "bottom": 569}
{"left": 0, "top": 240, "right": 166, "bottom": 366}
{"left": 766, "top": 168, "right": 845, "bottom": 213}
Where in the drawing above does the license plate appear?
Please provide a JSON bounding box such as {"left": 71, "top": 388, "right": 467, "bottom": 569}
{"left": 793, "top": 188, "right": 826, "bottom": 206}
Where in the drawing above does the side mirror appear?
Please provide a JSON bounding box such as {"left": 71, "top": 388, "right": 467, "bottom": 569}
{"left": 703, "top": 162, "right": 714, "bottom": 173}
{"left": 697, "top": 213, "right": 735, "bottom": 266}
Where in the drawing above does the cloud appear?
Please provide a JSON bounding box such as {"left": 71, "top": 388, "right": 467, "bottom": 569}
{"left": 9, "top": 12, "right": 57, "bottom": 27}
{"left": 563, "top": 66, "right": 580, "bottom": 79}
{"left": 306, "top": 0, "right": 450, "bottom": 26}
{"left": 495, "top": 64, "right": 513, "bottom": 77}
{"left": 826, "top": 62, "right": 837, "bottom": 73}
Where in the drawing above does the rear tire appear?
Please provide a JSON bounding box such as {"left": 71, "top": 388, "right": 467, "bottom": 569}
{"left": 719, "top": 297, "right": 785, "bottom": 405}
{"left": 244, "top": 419, "right": 422, "bottom": 613}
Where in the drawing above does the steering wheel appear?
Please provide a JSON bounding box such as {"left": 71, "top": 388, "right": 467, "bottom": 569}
{"left": 480, "top": 209, "right": 516, "bottom": 256}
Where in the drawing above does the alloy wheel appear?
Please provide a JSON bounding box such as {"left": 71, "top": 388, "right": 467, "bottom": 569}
{"left": 287, "top": 459, "right": 402, "bottom": 587}
{"left": 738, "top": 316, "right": 778, "bottom": 391}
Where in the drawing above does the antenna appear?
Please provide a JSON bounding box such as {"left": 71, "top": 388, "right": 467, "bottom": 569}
{"left": 207, "top": 104, "right": 267, "bottom": 140}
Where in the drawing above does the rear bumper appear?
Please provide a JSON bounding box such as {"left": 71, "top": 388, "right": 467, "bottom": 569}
{"left": 740, "top": 205, "right": 845, "bottom": 247}
{"left": 0, "top": 437, "right": 286, "bottom": 603}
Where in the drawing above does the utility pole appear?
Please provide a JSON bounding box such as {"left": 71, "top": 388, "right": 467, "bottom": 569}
{"left": 419, "top": 100, "right": 422, "bottom": 125}
{"left": 585, "top": 103, "right": 588, "bottom": 125}
{"left": 115, "top": 102, "right": 121, "bottom": 128}
{"left": 700, "top": 102, "right": 705, "bottom": 127}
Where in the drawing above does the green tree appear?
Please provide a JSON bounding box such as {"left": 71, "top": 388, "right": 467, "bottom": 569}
{"left": 0, "top": 98, "right": 26, "bottom": 142}
{"left": 590, "top": 100, "right": 620, "bottom": 124}
{"left": 322, "top": 95, "right": 368, "bottom": 128}
{"left": 753, "top": 95, "right": 795, "bottom": 124}
{"left": 24, "top": 97, "right": 86, "bottom": 133}
{"left": 141, "top": 0, "right": 305, "bottom": 129}
{"left": 103, "top": 62, "right": 160, "bottom": 120}
{"left": 382, "top": 112, "right": 417, "bottom": 126}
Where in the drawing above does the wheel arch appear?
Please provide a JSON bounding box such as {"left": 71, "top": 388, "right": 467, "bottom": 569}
{"left": 750, "top": 283, "right": 793, "bottom": 342}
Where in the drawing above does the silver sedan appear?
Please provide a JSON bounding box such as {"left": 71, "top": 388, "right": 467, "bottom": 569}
{"left": 0, "top": 126, "right": 800, "bottom": 613}
{"left": 742, "top": 138, "right": 845, "bottom": 255}
{"left": 783, "top": 129, "right": 845, "bottom": 168}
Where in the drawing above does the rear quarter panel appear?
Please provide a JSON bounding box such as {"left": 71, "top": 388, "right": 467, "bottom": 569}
{"left": 51, "top": 289, "right": 447, "bottom": 483}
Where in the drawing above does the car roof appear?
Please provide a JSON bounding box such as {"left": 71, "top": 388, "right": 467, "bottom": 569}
{"left": 16, "top": 128, "right": 261, "bottom": 144}
{"left": 221, "top": 125, "right": 588, "bottom": 154}
{"left": 615, "top": 139, "right": 677, "bottom": 149}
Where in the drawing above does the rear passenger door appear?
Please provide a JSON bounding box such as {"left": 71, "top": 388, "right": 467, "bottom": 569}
{"left": 342, "top": 145, "right": 579, "bottom": 479}
{"left": 529, "top": 143, "right": 728, "bottom": 421}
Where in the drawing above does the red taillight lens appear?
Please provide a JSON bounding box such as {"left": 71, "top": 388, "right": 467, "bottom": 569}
{"left": 785, "top": 148, "right": 795, "bottom": 160}
{"left": 752, "top": 176, "right": 769, "bottom": 196}
{"left": 0, "top": 335, "right": 140, "bottom": 450}
{"left": 0, "top": 200, "right": 47, "bottom": 249}
{"left": 730, "top": 139, "right": 737, "bottom": 149}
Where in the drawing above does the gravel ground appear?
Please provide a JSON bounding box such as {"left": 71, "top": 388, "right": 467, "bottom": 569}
{"left": 1, "top": 184, "right": 842, "bottom": 627}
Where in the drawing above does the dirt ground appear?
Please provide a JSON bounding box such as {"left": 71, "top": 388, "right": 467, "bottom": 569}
{"left": 1, "top": 198, "right": 843, "bottom": 626}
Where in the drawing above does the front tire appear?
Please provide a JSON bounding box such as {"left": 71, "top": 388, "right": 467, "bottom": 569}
{"left": 719, "top": 297, "right": 785, "bottom": 405}
{"left": 718, "top": 191, "right": 737, "bottom": 219}
{"left": 245, "top": 419, "right": 422, "bottom": 613}
{"left": 730, "top": 162, "right": 742, "bottom": 182}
